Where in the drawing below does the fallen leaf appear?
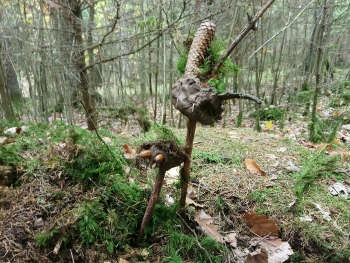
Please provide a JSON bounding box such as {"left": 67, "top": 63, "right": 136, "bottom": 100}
{"left": 122, "top": 144, "right": 136, "bottom": 159}
{"left": 328, "top": 182, "right": 349, "bottom": 199}
{"left": 243, "top": 213, "right": 279, "bottom": 236}
{"left": 119, "top": 259, "right": 129, "bottom": 263}
{"left": 248, "top": 237, "right": 293, "bottom": 263}
{"left": 224, "top": 232, "right": 237, "bottom": 248}
{"left": 165, "top": 166, "right": 180, "bottom": 184}
{"left": 278, "top": 147, "right": 287, "bottom": 153}
{"left": 316, "top": 143, "right": 332, "bottom": 151}
{"left": 195, "top": 210, "right": 224, "bottom": 243}
{"left": 299, "top": 215, "right": 312, "bottom": 222}
{"left": 102, "top": 137, "right": 112, "bottom": 144}
{"left": 244, "top": 159, "right": 265, "bottom": 176}
{"left": 343, "top": 124, "right": 350, "bottom": 131}
{"left": 332, "top": 138, "right": 340, "bottom": 144}
{"left": 265, "top": 121, "right": 273, "bottom": 130}
{"left": 285, "top": 160, "right": 299, "bottom": 172}
{"left": 314, "top": 203, "right": 331, "bottom": 221}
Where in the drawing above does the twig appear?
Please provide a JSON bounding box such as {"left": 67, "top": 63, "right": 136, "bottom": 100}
{"left": 176, "top": 212, "right": 213, "bottom": 263}
{"left": 70, "top": 249, "right": 75, "bottom": 263}
{"left": 209, "top": 0, "right": 276, "bottom": 78}
{"left": 218, "top": 92, "right": 263, "bottom": 104}
{"left": 138, "top": 169, "right": 166, "bottom": 242}
{"left": 248, "top": 0, "right": 315, "bottom": 60}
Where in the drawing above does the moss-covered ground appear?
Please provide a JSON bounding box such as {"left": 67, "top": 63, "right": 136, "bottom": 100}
{"left": 0, "top": 120, "right": 349, "bottom": 262}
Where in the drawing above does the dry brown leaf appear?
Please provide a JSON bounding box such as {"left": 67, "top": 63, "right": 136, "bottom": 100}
{"left": 119, "top": 259, "right": 130, "bottom": 263}
{"left": 243, "top": 213, "right": 279, "bottom": 236}
{"left": 195, "top": 210, "right": 224, "bottom": 244}
{"left": 244, "top": 159, "right": 265, "bottom": 176}
{"left": 122, "top": 144, "right": 136, "bottom": 159}
{"left": 316, "top": 143, "right": 332, "bottom": 151}
{"left": 248, "top": 237, "right": 293, "bottom": 263}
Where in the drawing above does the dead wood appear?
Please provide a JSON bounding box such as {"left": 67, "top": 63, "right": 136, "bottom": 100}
{"left": 137, "top": 140, "right": 187, "bottom": 241}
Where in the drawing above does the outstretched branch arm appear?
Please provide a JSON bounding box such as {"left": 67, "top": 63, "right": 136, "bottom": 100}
{"left": 209, "top": 0, "right": 275, "bottom": 78}
{"left": 218, "top": 92, "right": 263, "bottom": 104}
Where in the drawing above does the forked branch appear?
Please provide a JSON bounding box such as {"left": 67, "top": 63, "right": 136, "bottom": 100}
{"left": 209, "top": 0, "right": 275, "bottom": 78}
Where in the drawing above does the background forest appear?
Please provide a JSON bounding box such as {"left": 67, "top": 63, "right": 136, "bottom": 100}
{"left": 0, "top": 0, "right": 350, "bottom": 262}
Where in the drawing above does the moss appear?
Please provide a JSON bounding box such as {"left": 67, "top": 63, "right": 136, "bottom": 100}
{"left": 176, "top": 38, "right": 240, "bottom": 94}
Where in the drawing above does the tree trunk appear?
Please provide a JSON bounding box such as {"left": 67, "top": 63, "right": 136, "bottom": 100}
{"left": 310, "top": 0, "right": 327, "bottom": 142}
{"left": 71, "top": 1, "right": 96, "bottom": 130}
{"left": 0, "top": 43, "right": 15, "bottom": 121}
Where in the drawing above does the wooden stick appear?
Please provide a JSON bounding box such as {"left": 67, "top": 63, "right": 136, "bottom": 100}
{"left": 138, "top": 168, "right": 166, "bottom": 241}
{"left": 218, "top": 92, "right": 263, "bottom": 104}
{"left": 209, "top": 0, "right": 276, "bottom": 78}
{"left": 179, "top": 119, "right": 197, "bottom": 209}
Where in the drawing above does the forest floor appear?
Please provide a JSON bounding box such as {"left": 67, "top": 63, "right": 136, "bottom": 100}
{"left": 0, "top": 106, "right": 350, "bottom": 263}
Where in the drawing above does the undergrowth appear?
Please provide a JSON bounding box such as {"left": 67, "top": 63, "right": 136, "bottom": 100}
{"left": 309, "top": 115, "right": 342, "bottom": 143}
{"left": 139, "top": 122, "right": 182, "bottom": 146}
{"left": 252, "top": 106, "right": 286, "bottom": 121}
{"left": 293, "top": 150, "right": 339, "bottom": 206}
{"left": 11, "top": 121, "right": 226, "bottom": 261}
{"left": 166, "top": 232, "right": 225, "bottom": 263}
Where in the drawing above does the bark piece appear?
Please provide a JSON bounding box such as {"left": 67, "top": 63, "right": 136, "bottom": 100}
{"left": 172, "top": 77, "right": 224, "bottom": 125}
{"left": 172, "top": 77, "right": 262, "bottom": 125}
{"left": 138, "top": 141, "right": 187, "bottom": 171}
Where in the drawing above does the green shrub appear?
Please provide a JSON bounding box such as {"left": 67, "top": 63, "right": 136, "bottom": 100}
{"left": 193, "top": 151, "right": 224, "bottom": 164}
{"left": 35, "top": 227, "right": 59, "bottom": 248}
{"left": 166, "top": 232, "right": 225, "bottom": 263}
{"left": 253, "top": 106, "right": 285, "bottom": 121}
{"left": 293, "top": 150, "right": 339, "bottom": 203}
{"left": 309, "top": 116, "right": 342, "bottom": 143}
{"left": 296, "top": 90, "right": 313, "bottom": 104}
{"left": 76, "top": 174, "right": 148, "bottom": 253}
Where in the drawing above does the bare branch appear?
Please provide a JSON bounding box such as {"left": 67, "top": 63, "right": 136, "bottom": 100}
{"left": 218, "top": 92, "right": 263, "bottom": 104}
{"left": 248, "top": 0, "right": 315, "bottom": 60}
{"left": 209, "top": 0, "right": 276, "bottom": 78}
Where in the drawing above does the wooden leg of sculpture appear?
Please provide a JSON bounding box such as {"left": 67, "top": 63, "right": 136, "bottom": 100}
{"left": 138, "top": 168, "right": 166, "bottom": 242}
{"left": 179, "top": 119, "right": 197, "bottom": 209}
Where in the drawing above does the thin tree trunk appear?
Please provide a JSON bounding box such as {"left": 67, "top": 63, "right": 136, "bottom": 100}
{"left": 310, "top": 0, "right": 327, "bottom": 142}
{"left": 0, "top": 44, "right": 15, "bottom": 121}
{"left": 71, "top": 1, "right": 96, "bottom": 130}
